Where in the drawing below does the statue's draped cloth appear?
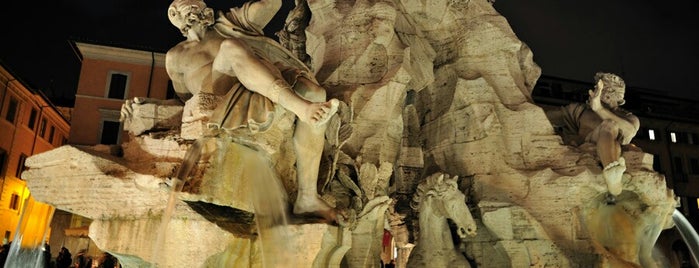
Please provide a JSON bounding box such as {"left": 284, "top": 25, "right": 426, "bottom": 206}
{"left": 559, "top": 103, "right": 631, "bottom": 146}
{"left": 208, "top": 2, "right": 314, "bottom": 133}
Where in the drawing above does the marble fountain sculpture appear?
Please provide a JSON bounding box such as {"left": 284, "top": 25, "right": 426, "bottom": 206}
{"left": 23, "top": 0, "right": 679, "bottom": 267}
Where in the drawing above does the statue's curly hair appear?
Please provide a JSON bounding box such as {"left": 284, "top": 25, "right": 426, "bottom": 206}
{"left": 168, "top": 0, "right": 215, "bottom": 37}
{"left": 594, "top": 72, "right": 626, "bottom": 106}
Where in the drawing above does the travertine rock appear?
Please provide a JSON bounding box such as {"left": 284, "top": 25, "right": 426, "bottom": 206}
{"left": 121, "top": 98, "right": 184, "bottom": 136}
{"left": 24, "top": 145, "right": 170, "bottom": 219}
{"left": 24, "top": 143, "right": 349, "bottom": 268}
{"left": 24, "top": 0, "right": 678, "bottom": 267}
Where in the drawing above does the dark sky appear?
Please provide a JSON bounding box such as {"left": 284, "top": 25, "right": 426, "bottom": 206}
{"left": 494, "top": 0, "right": 699, "bottom": 100}
{"left": 1, "top": 0, "right": 698, "bottom": 107}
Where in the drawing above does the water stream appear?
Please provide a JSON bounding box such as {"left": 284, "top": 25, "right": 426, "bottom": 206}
{"left": 150, "top": 138, "right": 205, "bottom": 267}
{"left": 149, "top": 138, "right": 295, "bottom": 267}
{"left": 3, "top": 195, "right": 54, "bottom": 268}
{"left": 247, "top": 148, "right": 296, "bottom": 268}
{"left": 673, "top": 209, "right": 699, "bottom": 267}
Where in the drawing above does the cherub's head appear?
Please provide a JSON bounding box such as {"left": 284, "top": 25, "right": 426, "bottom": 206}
{"left": 168, "top": 0, "right": 214, "bottom": 37}
{"left": 594, "top": 72, "right": 626, "bottom": 107}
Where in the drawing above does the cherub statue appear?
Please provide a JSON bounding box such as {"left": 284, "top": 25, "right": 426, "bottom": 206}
{"left": 546, "top": 73, "right": 640, "bottom": 195}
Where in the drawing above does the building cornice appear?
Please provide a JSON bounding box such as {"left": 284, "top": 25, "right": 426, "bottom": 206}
{"left": 75, "top": 42, "right": 166, "bottom": 67}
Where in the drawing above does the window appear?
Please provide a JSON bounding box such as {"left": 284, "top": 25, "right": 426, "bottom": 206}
{"left": 673, "top": 156, "right": 686, "bottom": 182}
{"left": 48, "top": 126, "right": 55, "bottom": 143}
{"left": 3, "top": 231, "right": 10, "bottom": 243}
{"left": 676, "top": 132, "right": 689, "bottom": 144}
{"left": 100, "top": 121, "right": 121, "bottom": 145}
{"left": 648, "top": 129, "right": 656, "bottom": 141}
{"left": 27, "top": 108, "right": 38, "bottom": 130}
{"left": 4, "top": 97, "right": 18, "bottom": 123}
{"left": 0, "top": 149, "right": 7, "bottom": 177}
{"left": 9, "top": 193, "right": 20, "bottom": 210}
{"left": 652, "top": 154, "right": 662, "bottom": 173}
{"left": 107, "top": 73, "right": 129, "bottom": 99}
{"left": 690, "top": 158, "right": 699, "bottom": 175}
{"left": 670, "top": 132, "right": 677, "bottom": 143}
{"left": 16, "top": 154, "right": 27, "bottom": 179}
{"left": 38, "top": 118, "right": 47, "bottom": 138}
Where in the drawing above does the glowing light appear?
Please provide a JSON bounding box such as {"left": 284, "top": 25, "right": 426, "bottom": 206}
{"left": 648, "top": 129, "right": 656, "bottom": 140}
{"left": 671, "top": 132, "right": 677, "bottom": 143}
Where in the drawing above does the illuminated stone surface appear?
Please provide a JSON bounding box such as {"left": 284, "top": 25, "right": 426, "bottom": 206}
{"left": 24, "top": 0, "right": 677, "bottom": 267}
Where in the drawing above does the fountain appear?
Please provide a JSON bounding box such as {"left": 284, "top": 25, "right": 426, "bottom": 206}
{"left": 3, "top": 195, "right": 53, "bottom": 268}
{"left": 673, "top": 209, "right": 699, "bottom": 266}
{"left": 21, "top": 0, "right": 685, "bottom": 267}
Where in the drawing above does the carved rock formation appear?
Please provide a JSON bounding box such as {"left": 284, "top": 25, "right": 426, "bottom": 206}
{"left": 24, "top": 0, "right": 677, "bottom": 267}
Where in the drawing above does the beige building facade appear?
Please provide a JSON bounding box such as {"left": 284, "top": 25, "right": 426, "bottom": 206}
{"left": 39, "top": 42, "right": 172, "bottom": 259}
{"left": 0, "top": 64, "right": 70, "bottom": 247}
{"left": 70, "top": 42, "right": 170, "bottom": 146}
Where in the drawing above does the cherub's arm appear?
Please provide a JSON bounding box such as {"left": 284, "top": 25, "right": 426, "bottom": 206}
{"left": 245, "top": 0, "right": 282, "bottom": 31}
{"left": 588, "top": 83, "right": 640, "bottom": 144}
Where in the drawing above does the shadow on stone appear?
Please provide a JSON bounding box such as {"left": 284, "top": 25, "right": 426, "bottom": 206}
{"left": 185, "top": 201, "right": 256, "bottom": 237}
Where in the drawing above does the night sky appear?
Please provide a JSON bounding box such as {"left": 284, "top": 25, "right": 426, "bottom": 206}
{"left": 494, "top": 0, "right": 699, "bottom": 101}
{"left": 1, "top": 0, "right": 697, "bottom": 107}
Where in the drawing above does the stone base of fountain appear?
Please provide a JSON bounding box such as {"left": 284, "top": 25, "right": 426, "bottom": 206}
{"left": 23, "top": 137, "right": 351, "bottom": 267}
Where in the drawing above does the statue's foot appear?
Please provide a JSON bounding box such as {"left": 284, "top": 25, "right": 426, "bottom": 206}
{"left": 293, "top": 194, "right": 340, "bottom": 224}
{"left": 303, "top": 99, "right": 339, "bottom": 127}
{"left": 603, "top": 157, "right": 626, "bottom": 196}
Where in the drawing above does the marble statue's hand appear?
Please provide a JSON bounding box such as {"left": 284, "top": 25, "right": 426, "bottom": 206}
{"left": 120, "top": 99, "right": 135, "bottom": 122}
{"left": 119, "top": 98, "right": 152, "bottom": 122}
{"left": 588, "top": 80, "right": 603, "bottom": 112}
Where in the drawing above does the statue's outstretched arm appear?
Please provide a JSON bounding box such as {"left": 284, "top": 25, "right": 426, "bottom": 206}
{"left": 245, "top": 0, "right": 282, "bottom": 31}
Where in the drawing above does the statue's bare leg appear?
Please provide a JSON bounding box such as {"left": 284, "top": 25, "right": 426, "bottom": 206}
{"left": 213, "top": 38, "right": 337, "bottom": 126}
{"left": 597, "top": 120, "right": 625, "bottom": 195}
{"left": 291, "top": 78, "right": 339, "bottom": 222}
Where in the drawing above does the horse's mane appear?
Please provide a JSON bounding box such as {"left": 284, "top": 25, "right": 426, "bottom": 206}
{"left": 411, "top": 173, "right": 458, "bottom": 211}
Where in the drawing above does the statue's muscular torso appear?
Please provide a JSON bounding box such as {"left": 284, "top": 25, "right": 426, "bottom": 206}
{"left": 165, "top": 30, "right": 236, "bottom": 100}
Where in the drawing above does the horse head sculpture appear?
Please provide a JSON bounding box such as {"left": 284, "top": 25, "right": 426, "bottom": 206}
{"left": 407, "top": 173, "right": 476, "bottom": 268}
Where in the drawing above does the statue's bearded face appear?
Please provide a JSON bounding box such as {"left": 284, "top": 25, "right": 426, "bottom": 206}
{"left": 168, "top": 0, "right": 214, "bottom": 36}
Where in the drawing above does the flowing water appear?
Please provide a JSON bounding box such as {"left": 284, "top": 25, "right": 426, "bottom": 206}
{"left": 673, "top": 209, "right": 699, "bottom": 267}
{"left": 3, "top": 195, "right": 54, "bottom": 268}
{"left": 246, "top": 148, "right": 297, "bottom": 268}
{"left": 149, "top": 138, "right": 295, "bottom": 267}
{"left": 150, "top": 139, "right": 205, "bottom": 267}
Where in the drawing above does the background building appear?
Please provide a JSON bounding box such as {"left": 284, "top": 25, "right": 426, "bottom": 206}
{"left": 38, "top": 41, "right": 173, "bottom": 260}
{"left": 0, "top": 63, "right": 70, "bottom": 247}
{"left": 69, "top": 42, "right": 171, "bottom": 146}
